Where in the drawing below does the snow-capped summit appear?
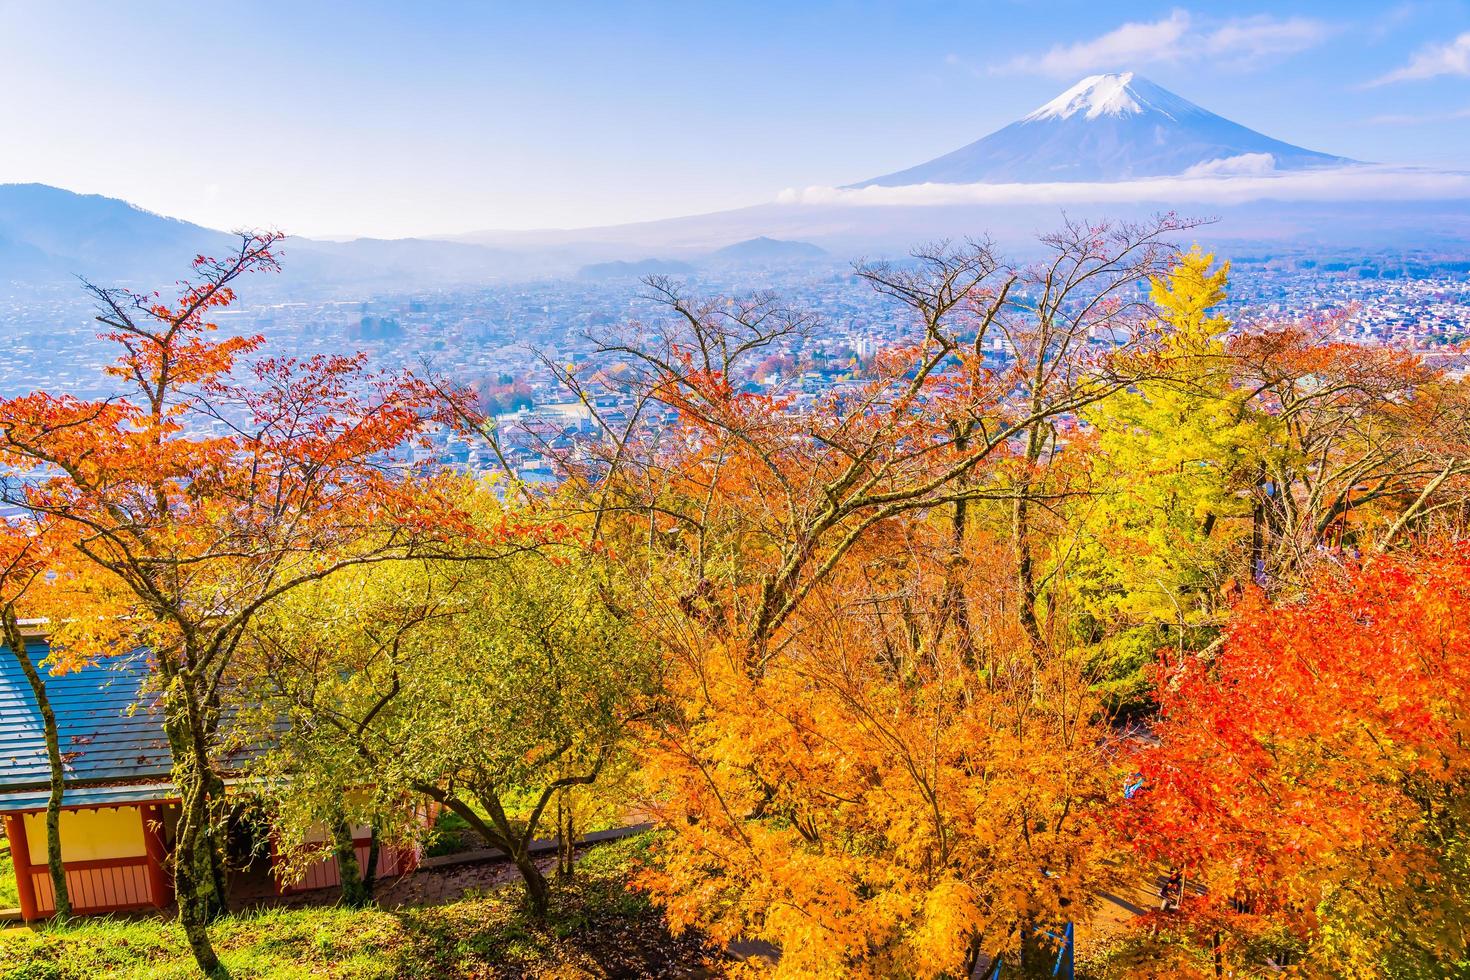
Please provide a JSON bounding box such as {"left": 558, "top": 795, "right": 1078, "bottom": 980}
{"left": 855, "top": 72, "right": 1351, "bottom": 186}
{"left": 1021, "top": 72, "right": 1198, "bottom": 123}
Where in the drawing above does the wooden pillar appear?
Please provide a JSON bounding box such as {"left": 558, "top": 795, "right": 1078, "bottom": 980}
{"left": 140, "top": 804, "right": 172, "bottom": 908}
{"left": 4, "top": 814, "right": 39, "bottom": 922}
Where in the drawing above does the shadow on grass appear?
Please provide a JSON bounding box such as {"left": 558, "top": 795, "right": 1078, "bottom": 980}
{"left": 0, "top": 833, "right": 719, "bottom": 980}
{"left": 385, "top": 869, "right": 721, "bottom": 979}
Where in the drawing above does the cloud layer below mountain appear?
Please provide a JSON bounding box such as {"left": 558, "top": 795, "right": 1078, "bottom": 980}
{"left": 778, "top": 165, "right": 1470, "bottom": 208}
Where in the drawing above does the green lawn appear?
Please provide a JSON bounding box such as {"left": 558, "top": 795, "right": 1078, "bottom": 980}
{"left": 0, "top": 833, "right": 719, "bottom": 979}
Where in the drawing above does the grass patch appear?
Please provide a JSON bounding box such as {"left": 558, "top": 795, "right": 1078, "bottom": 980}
{"left": 0, "top": 842, "right": 17, "bottom": 910}
{"left": 0, "top": 833, "right": 719, "bottom": 979}
{"left": 423, "top": 809, "right": 475, "bottom": 859}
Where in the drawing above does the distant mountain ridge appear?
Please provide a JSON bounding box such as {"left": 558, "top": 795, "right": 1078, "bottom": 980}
{"left": 0, "top": 183, "right": 552, "bottom": 295}
{"left": 857, "top": 72, "right": 1353, "bottom": 186}
{"left": 577, "top": 258, "right": 696, "bottom": 280}
{"left": 709, "top": 236, "right": 827, "bottom": 262}
{"left": 0, "top": 185, "right": 841, "bottom": 297}
{"left": 577, "top": 238, "right": 830, "bottom": 279}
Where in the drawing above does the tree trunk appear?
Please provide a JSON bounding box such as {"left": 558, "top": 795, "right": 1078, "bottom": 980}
{"left": 176, "top": 878, "right": 222, "bottom": 978}
{"left": 944, "top": 425, "right": 976, "bottom": 667}
{"left": 415, "top": 786, "right": 554, "bottom": 917}
{"left": 172, "top": 786, "right": 225, "bottom": 972}
{"left": 514, "top": 850, "right": 551, "bottom": 915}
{"left": 162, "top": 689, "right": 226, "bottom": 977}
{"left": 1018, "top": 925, "right": 1063, "bottom": 979}
{"left": 556, "top": 795, "right": 577, "bottom": 879}
{"left": 1013, "top": 412, "right": 1049, "bottom": 655}
{"left": 1013, "top": 491, "right": 1044, "bottom": 651}
{"left": 1251, "top": 483, "right": 1266, "bottom": 586}
{"left": 2, "top": 614, "right": 70, "bottom": 921}
{"left": 331, "top": 817, "right": 370, "bottom": 908}
{"left": 174, "top": 805, "right": 223, "bottom": 977}
{"left": 565, "top": 809, "right": 575, "bottom": 879}
{"left": 41, "top": 775, "right": 67, "bottom": 923}
{"left": 555, "top": 794, "right": 568, "bottom": 878}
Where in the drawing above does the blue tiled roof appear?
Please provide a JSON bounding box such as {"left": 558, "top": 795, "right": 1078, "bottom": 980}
{"left": 0, "top": 782, "right": 175, "bottom": 812}
{"left": 0, "top": 643, "right": 171, "bottom": 794}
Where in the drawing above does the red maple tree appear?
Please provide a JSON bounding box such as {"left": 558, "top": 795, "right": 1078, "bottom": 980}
{"left": 1122, "top": 547, "right": 1470, "bottom": 973}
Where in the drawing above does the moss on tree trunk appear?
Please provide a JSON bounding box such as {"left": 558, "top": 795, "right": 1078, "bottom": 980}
{"left": 163, "top": 692, "right": 226, "bottom": 977}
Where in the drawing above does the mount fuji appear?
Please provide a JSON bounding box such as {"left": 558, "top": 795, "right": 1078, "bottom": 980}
{"left": 856, "top": 72, "right": 1353, "bottom": 187}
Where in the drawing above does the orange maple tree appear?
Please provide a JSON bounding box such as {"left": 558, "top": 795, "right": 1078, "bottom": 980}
{"left": 545, "top": 222, "right": 1191, "bottom": 975}
{"left": 1226, "top": 322, "right": 1470, "bottom": 590}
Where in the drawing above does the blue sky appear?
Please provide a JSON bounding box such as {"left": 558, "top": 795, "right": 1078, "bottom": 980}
{"left": 2, "top": 0, "right": 1468, "bottom": 237}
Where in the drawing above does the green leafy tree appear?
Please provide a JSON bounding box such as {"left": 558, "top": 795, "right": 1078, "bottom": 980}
{"left": 244, "top": 499, "right": 655, "bottom": 915}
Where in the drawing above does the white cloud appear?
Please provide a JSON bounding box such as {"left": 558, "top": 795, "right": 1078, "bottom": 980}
{"left": 994, "top": 11, "right": 1191, "bottom": 75}
{"left": 1203, "top": 16, "right": 1332, "bottom": 64}
{"left": 776, "top": 166, "right": 1470, "bottom": 208}
{"left": 1182, "top": 153, "right": 1277, "bottom": 177}
{"left": 1369, "top": 31, "right": 1470, "bottom": 85}
{"left": 993, "top": 10, "right": 1331, "bottom": 76}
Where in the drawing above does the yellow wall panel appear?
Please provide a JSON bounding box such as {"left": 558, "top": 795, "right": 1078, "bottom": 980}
{"left": 24, "top": 806, "right": 146, "bottom": 864}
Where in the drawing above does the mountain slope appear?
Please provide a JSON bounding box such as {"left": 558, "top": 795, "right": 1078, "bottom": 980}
{"left": 0, "top": 183, "right": 234, "bottom": 284}
{"left": 0, "top": 183, "right": 564, "bottom": 294}
{"left": 857, "top": 73, "right": 1353, "bottom": 186}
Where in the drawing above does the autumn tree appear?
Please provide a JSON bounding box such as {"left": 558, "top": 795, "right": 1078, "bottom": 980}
{"left": 545, "top": 218, "right": 1188, "bottom": 663}
{"left": 1122, "top": 547, "right": 1470, "bottom": 975}
{"left": 920, "top": 216, "right": 1193, "bottom": 652}
{"left": 0, "top": 235, "right": 468, "bottom": 975}
{"left": 632, "top": 529, "right": 1124, "bottom": 975}
{"left": 1228, "top": 321, "right": 1470, "bottom": 587}
{"left": 1065, "top": 251, "right": 1470, "bottom": 705}
{"left": 518, "top": 219, "right": 1202, "bottom": 974}
{"left": 1070, "top": 249, "right": 1260, "bottom": 704}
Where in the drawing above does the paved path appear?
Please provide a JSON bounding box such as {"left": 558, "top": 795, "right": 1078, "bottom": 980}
{"left": 234, "top": 822, "right": 658, "bottom": 912}
{"left": 416, "top": 822, "right": 653, "bottom": 871}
